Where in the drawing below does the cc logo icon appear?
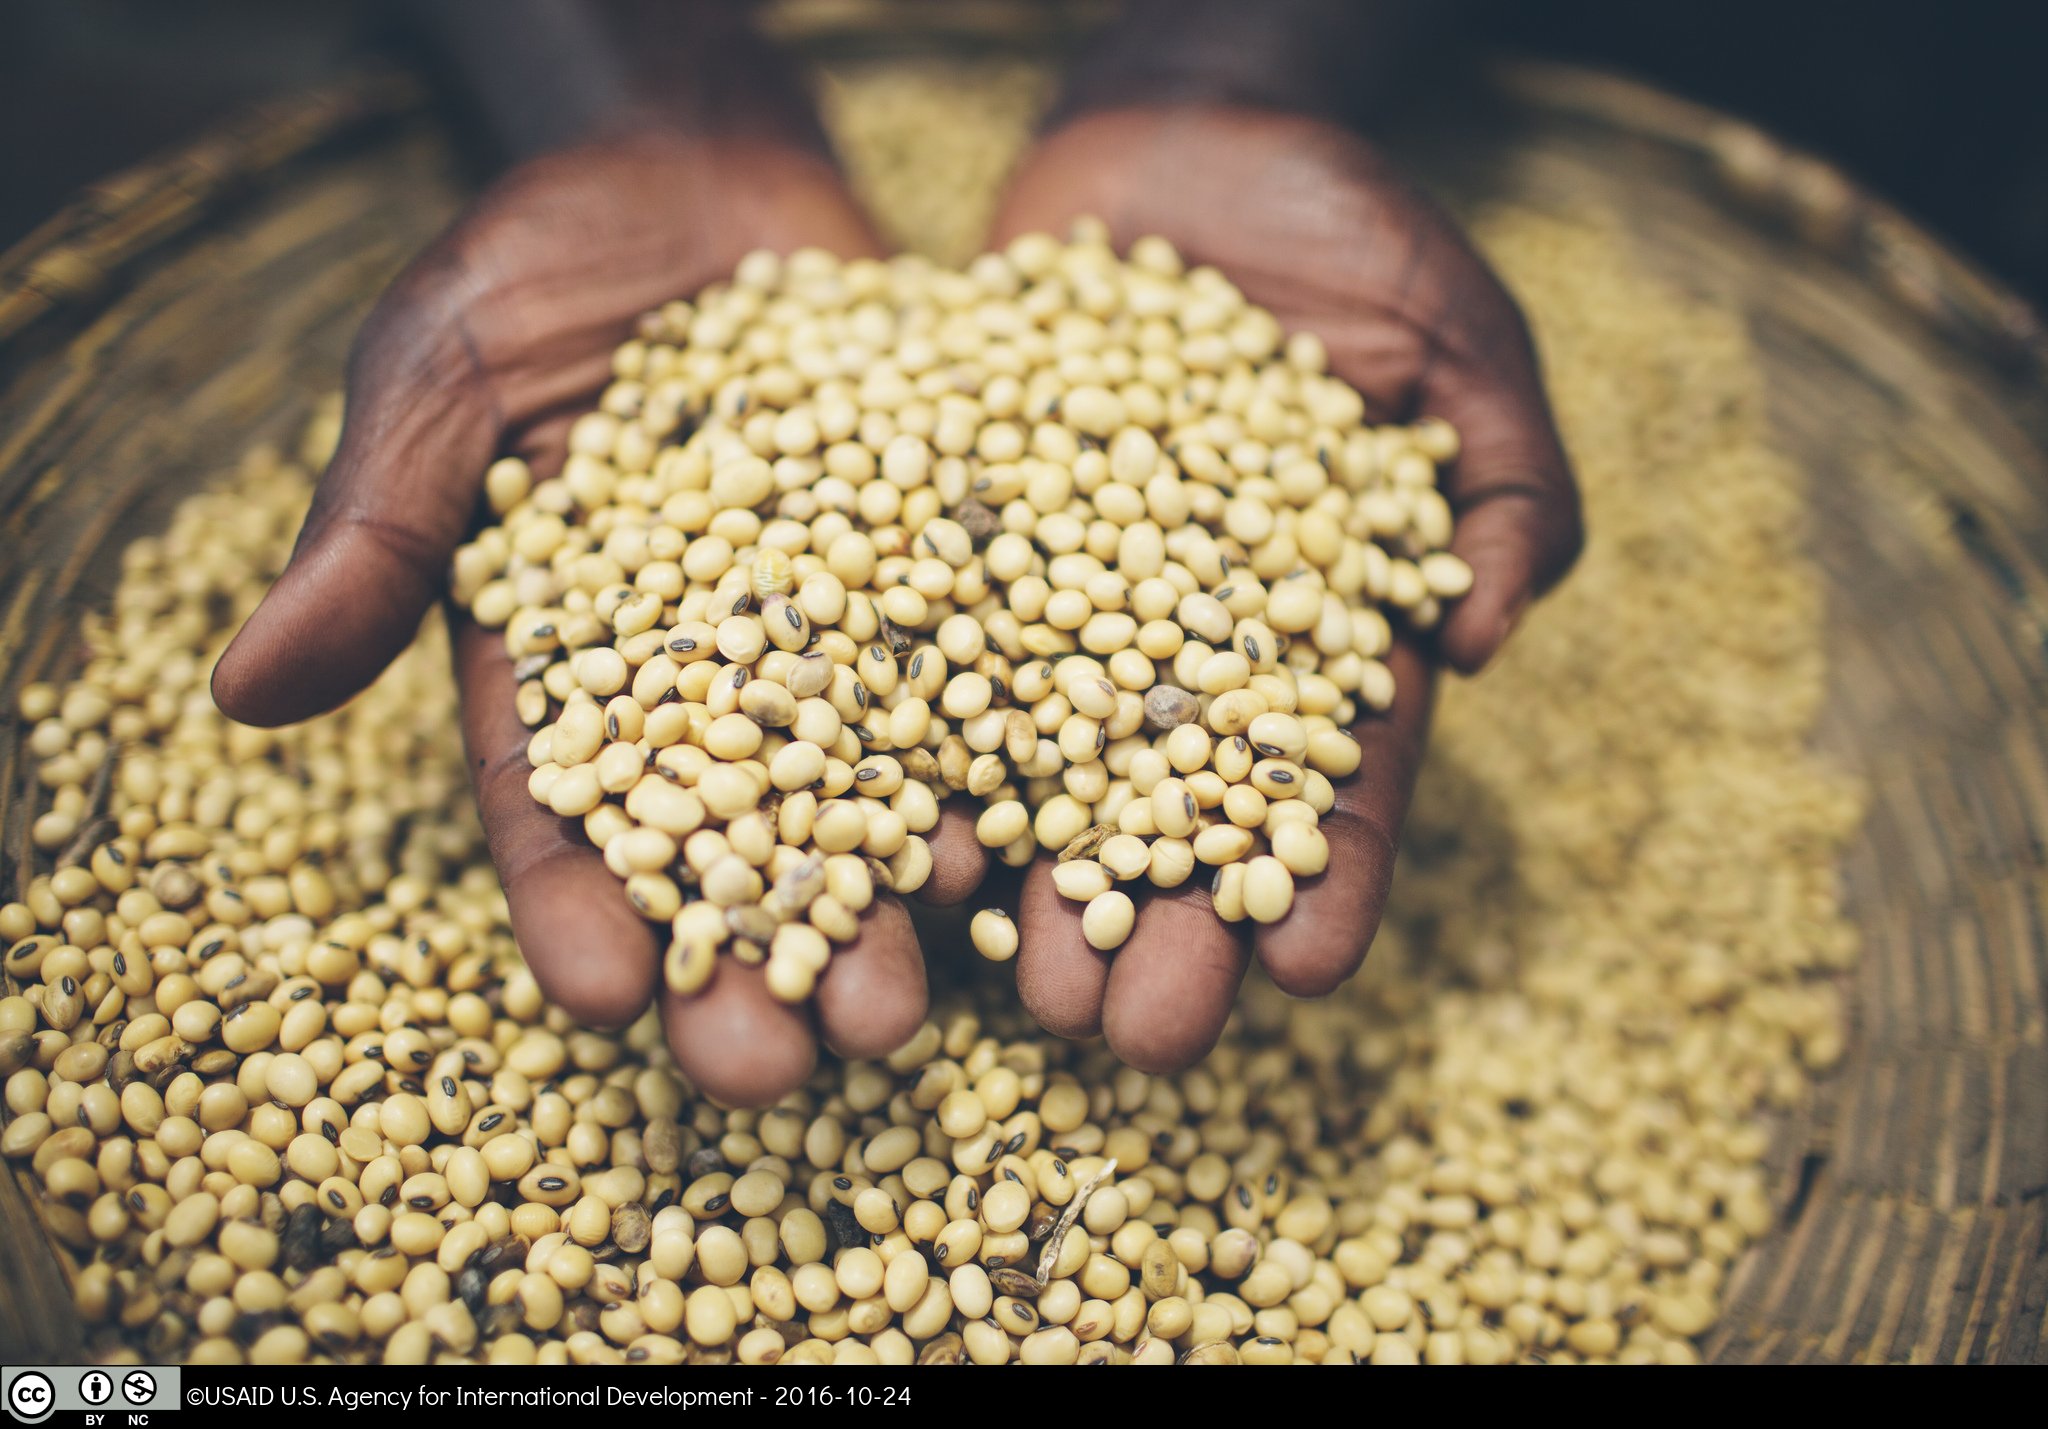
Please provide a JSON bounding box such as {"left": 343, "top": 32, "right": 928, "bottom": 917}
{"left": 6, "top": 1371, "right": 55, "bottom": 1424}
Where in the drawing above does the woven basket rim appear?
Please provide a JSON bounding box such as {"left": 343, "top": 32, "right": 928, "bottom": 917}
{"left": 1488, "top": 57, "right": 2048, "bottom": 379}
{"left": 0, "top": 68, "right": 421, "bottom": 347}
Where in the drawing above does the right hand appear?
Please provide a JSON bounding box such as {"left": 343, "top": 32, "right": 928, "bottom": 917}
{"left": 212, "top": 131, "right": 975, "bottom": 1106}
{"left": 986, "top": 105, "right": 1583, "bottom": 1073}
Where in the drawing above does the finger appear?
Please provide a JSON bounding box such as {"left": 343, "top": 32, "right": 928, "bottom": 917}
{"left": 918, "top": 800, "right": 990, "bottom": 906}
{"left": 1100, "top": 881, "right": 1251, "bottom": 1073}
{"left": 1423, "top": 328, "right": 1583, "bottom": 675}
{"left": 813, "top": 895, "right": 929, "bottom": 1059}
{"left": 661, "top": 960, "right": 818, "bottom": 1109}
{"left": 214, "top": 265, "right": 497, "bottom": 727}
{"left": 458, "top": 605, "right": 818, "bottom": 1105}
{"left": 1435, "top": 486, "right": 1578, "bottom": 673}
{"left": 1013, "top": 858, "right": 1111, "bottom": 1039}
{"left": 452, "top": 614, "right": 659, "bottom": 1029}
{"left": 1255, "top": 640, "right": 1434, "bottom": 996}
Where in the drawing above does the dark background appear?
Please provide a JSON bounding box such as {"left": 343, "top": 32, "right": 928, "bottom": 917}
{"left": 4, "top": 0, "right": 2045, "bottom": 308}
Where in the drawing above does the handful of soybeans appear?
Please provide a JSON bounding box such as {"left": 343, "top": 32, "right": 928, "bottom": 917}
{"left": 452, "top": 223, "right": 1469, "bottom": 1004}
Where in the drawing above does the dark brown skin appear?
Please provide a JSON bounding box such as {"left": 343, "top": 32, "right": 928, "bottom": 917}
{"left": 208, "top": 130, "right": 971, "bottom": 1107}
{"left": 986, "top": 104, "right": 1583, "bottom": 1072}
{"left": 213, "top": 3, "right": 972, "bottom": 1108}
{"left": 212, "top": 4, "right": 1580, "bottom": 1106}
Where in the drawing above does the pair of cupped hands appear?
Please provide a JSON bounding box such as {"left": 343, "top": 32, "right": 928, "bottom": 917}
{"left": 211, "top": 102, "right": 1582, "bottom": 1107}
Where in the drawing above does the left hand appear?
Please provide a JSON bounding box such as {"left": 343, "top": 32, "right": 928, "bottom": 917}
{"left": 987, "top": 103, "right": 1583, "bottom": 1071}
{"left": 211, "top": 131, "right": 966, "bottom": 1108}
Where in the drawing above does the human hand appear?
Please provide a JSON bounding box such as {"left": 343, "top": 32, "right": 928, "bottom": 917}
{"left": 210, "top": 131, "right": 974, "bottom": 1107}
{"left": 987, "top": 103, "right": 1583, "bottom": 1070}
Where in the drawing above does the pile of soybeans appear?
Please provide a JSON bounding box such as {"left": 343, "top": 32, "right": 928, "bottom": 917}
{"left": 0, "top": 62, "right": 1860, "bottom": 1367}
{"left": 456, "top": 228, "right": 1470, "bottom": 999}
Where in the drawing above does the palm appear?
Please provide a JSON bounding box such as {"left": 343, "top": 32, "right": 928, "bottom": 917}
{"left": 998, "top": 108, "right": 1546, "bottom": 445}
{"left": 365, "top": 135, "right": 884, "bottom": 481}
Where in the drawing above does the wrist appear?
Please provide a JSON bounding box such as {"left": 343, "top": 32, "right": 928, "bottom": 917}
{"left": 411, "top": 0, "right": 827, "bottom": 166}
{"left": 1052, "top": 0, "right": 1452, "bottom": 132}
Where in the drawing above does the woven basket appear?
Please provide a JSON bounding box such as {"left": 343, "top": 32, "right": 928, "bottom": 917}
{"left": 1, "top": 57, "right": 2042, "bottom": 1365}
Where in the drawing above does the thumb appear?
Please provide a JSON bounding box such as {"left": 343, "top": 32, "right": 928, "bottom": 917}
{"left": 212, "top": 271, "right": 497, "bottom": 727}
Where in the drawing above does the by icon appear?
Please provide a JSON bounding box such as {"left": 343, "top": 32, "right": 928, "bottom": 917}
{"left": 80, "top": 1370, "right": 113, "bottom": 1405}
{"left": 121, "top": 1369, "right": 157, "bottom": 1406}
